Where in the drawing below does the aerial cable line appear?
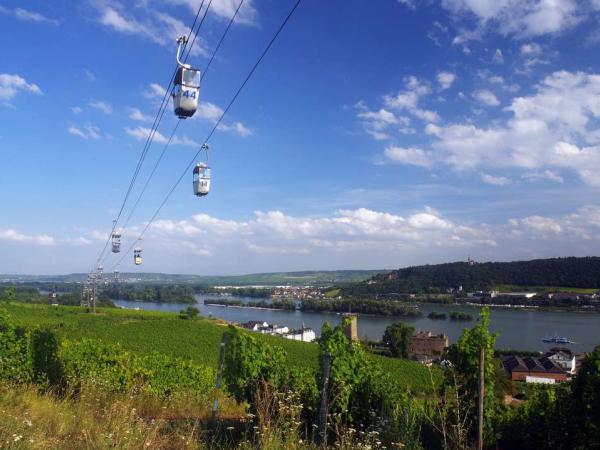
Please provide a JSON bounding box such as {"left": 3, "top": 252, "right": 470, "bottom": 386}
{"left": 111, "top": 0, "right": 302, "bottom": 271}
{"left": 183, "top": 0, "right": 214, "bottom": 63}
{"left": 92, "top": 0, "right": 209, "bottom": 268}
{"left": 101, "top": 0, "right": 245, "bottom": 266}
{"left": 202, "top": 0, "right": 245, "bottom": 82}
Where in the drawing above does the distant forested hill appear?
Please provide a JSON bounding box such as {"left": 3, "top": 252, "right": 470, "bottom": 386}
{"left": 342, "top": 257, "right": 600, "bottom": 295}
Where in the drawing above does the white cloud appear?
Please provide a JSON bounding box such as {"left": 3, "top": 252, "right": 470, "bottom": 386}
{"left": 384, "top": 146, "right": 433, "bottom": 168}
{"left": 95, "top": 4, "right": 208, "bottom": 55}
{"left": 493, "top": 48, "right": 504, "bottom": 64}
{"left": 144, "top": 83, "right": 167, "bottom": 99}
{"left": 440, "top": 0, "right": 580, "bottom": 38}
{"left": 196, "top": 102, "right": 224, "bottom": 121}
{"left": 472, "top": 89, "right": 500, "bottom": 106}
{"left": 146, "top": 206, "right": 491, "bottom": 257}
{"left": 519, "top": 215, "right": 563, "bottom": 233}
{"left": 195, "top": 101, "right": 252, "bottom": 136}
{"left": 383, "top": 76, "right": 440, "bottom": 122}
{"left": 0, "top": 6, "right": 59, "bottom": 25}
{"left": 437, "top": 71, "right": 457, "bottom": 90}
{"left": 522, "top": 170, "right": 564, "bottom": 183}
{"left": 480, "top": 172, "right": 510, "bottom": 185}
{"left": 71, "top": 106, "right": 83, "bottom": 114}
{"left": 68, "top": 124, "right": 100, "bottom": 140}
{"left": 0, "top": 74, "right": 42, "bottom": 101}
{"left": 217, "top": 121, "right": 253, "bottom": 137}
{"left": 125, "top": 126, "right": 199, "bottom": 146}
{"left": 129, "top": 107, "right": 152, "bottom": 121}
{"left": 167, "top": 0, "right": 258, "bottom": 25}
{"left": 0, "top": 228, "right": 55, "bottom": 246}
{"left": 89, "top": 100, "right": 113, "bottom": 115}
{"left": 412, "top": 71, "right": 600, "bottom": 185}
{"left": 521, "top": 42, "right": 542, "bottom": 54}
{"left": 355, "top": 102, "right": 411, "bottom": 140}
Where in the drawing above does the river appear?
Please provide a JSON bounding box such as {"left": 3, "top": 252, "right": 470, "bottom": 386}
{"left": 113, "top": 294, "right": 600, "bottom": 353}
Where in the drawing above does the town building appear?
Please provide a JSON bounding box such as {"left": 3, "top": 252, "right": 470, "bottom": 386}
{"left": 544, "top": 347, "right": 583, "bottom": 374}
{"left": 408, "top": 331, "right": 449, "bottom": 360}
{"left": 258, "top": 324, "right": 289, "bottom": 335}
{"left": 343, "top": 314, "right": 358, "bottom": 341}
{"left": 240, "top": 320, "right": 268, "bottom": 331}
{"left": 502, "top": 355, "right": 568, "bottom": 383}
{"left": 283, "top": 327, "right": 316, "bottom": 342}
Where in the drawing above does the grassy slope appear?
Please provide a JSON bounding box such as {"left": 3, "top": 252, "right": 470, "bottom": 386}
{"left": 2, "top": 303, "right": 439, "bottom": 393}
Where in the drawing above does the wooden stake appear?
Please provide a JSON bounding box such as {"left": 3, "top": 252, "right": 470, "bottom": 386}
{"left": 477, "top": 346, "right": 485, "bottom": 450}
{"left": 318, "top": 352, "right": 332, "bottom": 447}
{"left": 211, "top": 334, "right": 227, "bottom": 428}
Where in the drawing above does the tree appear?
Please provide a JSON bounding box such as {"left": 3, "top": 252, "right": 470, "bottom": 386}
{"left": 570, "top": 345, "right": 600, "bottom": 447}
{"left": 382, "top": 321, "right": 415, "bottom": 358}
{"left": 178, "top": 306, "right": 200, "bottom": 319}
{"left": 445, "top": 307, "right": 498, "bottom": 447}
{"left": 1, "top": 286, "right": 16, "bottom": 302}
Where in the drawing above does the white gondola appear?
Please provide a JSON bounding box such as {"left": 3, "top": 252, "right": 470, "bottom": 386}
{"left": 134, "top": 248, "right": 142, "bottom": 266}
{"left": 111, "top": 232, "right": 121, "bottom": 253}
{"left": 193, "top": 143, "right": 211, "bottom": 196}
{"left": 173, "top": 35, "right": 201, "bottom": 119}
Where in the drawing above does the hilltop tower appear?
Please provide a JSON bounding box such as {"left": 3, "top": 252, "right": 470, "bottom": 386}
{"left": 342, "top": 314, "right": 358, "bottom": 342}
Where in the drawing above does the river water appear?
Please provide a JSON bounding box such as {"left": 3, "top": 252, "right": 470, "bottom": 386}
{"left": 113, "top": 294, "right": 600, "bottom": 353}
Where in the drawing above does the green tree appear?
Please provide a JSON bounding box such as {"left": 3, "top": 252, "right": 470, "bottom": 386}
{"left": 222, "top": 326, "right": 288, "bottom": 405}
{"left": 179, "top": 306, "right": 200, "bottom": 319}
{"left": 445, "top": 307, "right": 498, "bottom": 447}
{"left": 1, "top": 286, "right": 16, "bottom": 302}
{"left": 570, "top": 345, "right": 600, "bottom": 447}
{"left": 382, "top": 321, "right": 415, "bottom": 358}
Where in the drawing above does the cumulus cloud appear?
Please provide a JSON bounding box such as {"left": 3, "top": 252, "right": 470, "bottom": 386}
{"left": 125, "top": 126, "right": 199, "bottom": 146}
{"left": 355, "top": 101, "right": 412, "bottom": 140}
{"left": 68, "top": 124, "right": 100, "bottom": 140}
{"left": 0, "top": 74, "right": 42, "bottom": 101}
{"left": 0, "top": 228, "right": 55, "bottom": 246}
{"left": 437, "top": 71, "right": 456, "bottom": 90}
{"left": 89, "top": 100, "right": 113, "bottom": 115}
{"left": 481, "top": 172, "right": 510, "bottom": 186}
{"left": 94, "top": 4, "right": 208, "bottom": 55}
{"left": 144, "top": 83, "right": 167, "bottom": 99}
{"left": 388, "top": 71, "right": 600, "bottom": 186}
{"left": 167, "top": 0, "right": 258, "bottom": 25}
{"left": 440, "top": 0, "right": 580, "bottom": 38}
{"left": 522, "top": 170, "right": 564, "bottom": 183}
{"left": 194, "top": 101, "right": 252, "bottom": 136}
{"left": 384, "top": 146, "right": 433, "bottom": 168}
{"left": 383, "top": 76, "right": 440, "bottom": 122}
{"left": 146, "top": 207, "right": 493, "bottom": 257}
{"left": 129, "top": 107, "right": 152, "bottom": 121}
{"left": 521, "top": 42, "right": 542, "bottom": 54}
{"left": 0, "top": 6, "right": 59, "bottom": 25}
{"left": 472, "top": 89, "right": 500, "bottom": 106}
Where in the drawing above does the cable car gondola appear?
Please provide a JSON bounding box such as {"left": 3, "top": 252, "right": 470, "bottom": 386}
{"left": 111, "top": 232, "right": 121, "bottom": 253}
{"left": 193, "top": 143, "right": 211, "bottom": 196}
{"left": 173, "top": 35, "right": 201, "bottom": 119}
{"left": 134, "top": 248, "right": 142, "bottom": 265}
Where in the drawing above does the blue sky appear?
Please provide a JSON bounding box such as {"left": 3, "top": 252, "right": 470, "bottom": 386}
{"left": 2, "top": 0, "right": 600, "bottom": 275}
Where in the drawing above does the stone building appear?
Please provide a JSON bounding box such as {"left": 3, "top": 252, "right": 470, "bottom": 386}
{"left": 408, "top": 331, "right": 449, "bottom": 359}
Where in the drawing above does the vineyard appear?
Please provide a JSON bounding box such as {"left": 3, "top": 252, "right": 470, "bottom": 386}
{"left": 1, "top": 303, "right": 440, "bottom": 393}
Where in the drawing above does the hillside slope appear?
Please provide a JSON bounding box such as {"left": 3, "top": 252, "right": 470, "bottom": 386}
{"left": 343, "top": 256, "right": 600, "bottom": 295}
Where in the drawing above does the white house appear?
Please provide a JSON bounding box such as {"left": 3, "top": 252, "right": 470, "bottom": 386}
{"left": 240, "top": 320, "right": 268, "bottom": 331}
{"left": 284, "top": 327, "right": 316, "bottom": 342}
{"left": 545, "top": 350, "right": 577, "bottom": 374}
{"left": 259, "top": 324, "right": 289, "bottom": 335}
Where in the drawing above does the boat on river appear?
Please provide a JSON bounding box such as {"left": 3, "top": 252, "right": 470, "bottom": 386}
{"left": 542, "top": 335, "right": 574, "bottom": 344}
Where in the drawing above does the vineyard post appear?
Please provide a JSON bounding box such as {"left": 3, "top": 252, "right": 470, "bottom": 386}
{"left": 318, "top": 351, "right": 332, "bottom": 447}
{"left": 477, "top": 346, "right": 484, "bottom": 450}
{"left": 211, "top": 333, "right": 228, "bottom": 428}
